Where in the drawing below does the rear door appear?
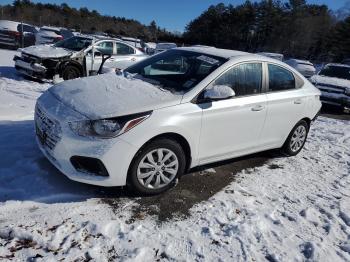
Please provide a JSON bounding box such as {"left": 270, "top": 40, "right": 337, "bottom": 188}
{"left": 198, "top": 62, "right": 268, "bottom": 164}
{"left": 260, "top": 63, "right": 306, "bottom": 148}
{"left": 109, "top": 42, "right": 138, "bottom": 69}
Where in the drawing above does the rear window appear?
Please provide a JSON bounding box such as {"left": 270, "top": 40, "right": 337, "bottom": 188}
{"left": 319, "top": 66, "right": 350, "bottom": 81}
{"left": 18, "top": 24, "right": 37, "bottom": 33}
{"left": 268, "top": 64, "right": 296, "bottom": 91}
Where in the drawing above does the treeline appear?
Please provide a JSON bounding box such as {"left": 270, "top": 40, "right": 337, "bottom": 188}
{"left": 0, "top": 0, "right": 182, "bottom": 43}
{"left": 184, "top": 0, "right": 350, "bottom": 62}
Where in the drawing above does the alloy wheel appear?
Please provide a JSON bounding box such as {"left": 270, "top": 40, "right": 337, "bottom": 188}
{"left": 290, "top": 125, "right": 307, "bottom": 152}
{"left": 137, "top": 148, "right": 179, "bottom": 189}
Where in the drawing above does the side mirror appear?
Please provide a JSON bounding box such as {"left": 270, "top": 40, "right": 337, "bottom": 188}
{"left": 203, "top": 85, "right": 235, "bottom": 101}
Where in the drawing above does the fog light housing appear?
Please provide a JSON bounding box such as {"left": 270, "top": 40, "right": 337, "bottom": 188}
{"left": 70, "top": 156, "right": 109, "bottom": 177}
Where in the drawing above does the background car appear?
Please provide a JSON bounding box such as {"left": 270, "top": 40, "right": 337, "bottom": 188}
{"left": 310, "top": 63, "right": 350, "bottom": 111}
{"left": 342, "top": 58, "right": 350, "bottom": 65}
{"left": 0, "top": 20, "right": 37, "bottom": 48}
{"left": 14, "top": 35, "right": 148, "bottom": 80}
{"left": 119, "top": 36, "right": 146, "bottom": 52}
{"left": 154, "top": 42, "right": 177, "bottom": 54}
{"left": 35, "top": 26, "right": 74, "bottom": 45}
{"left": 285, "top": 59, "right": 316, "bottom": 78}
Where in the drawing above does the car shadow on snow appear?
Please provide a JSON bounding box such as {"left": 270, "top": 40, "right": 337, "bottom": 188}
{"left": 0, "top": 120, "right": 283, "bottom": 222}
{"left": 0, "top": 120, "right": 113, "bottom": 204}
{"left": 0, "top": 66, "right": 23, "bottom": 81}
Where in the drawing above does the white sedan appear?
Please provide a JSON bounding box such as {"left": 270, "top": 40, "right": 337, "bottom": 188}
{"left": 35, "top": 47, "right": 321, "bottom": 194}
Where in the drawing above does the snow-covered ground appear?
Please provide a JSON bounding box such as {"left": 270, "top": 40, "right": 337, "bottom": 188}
{"left": 0, "top": 48, "right": 349, "bottom": 261}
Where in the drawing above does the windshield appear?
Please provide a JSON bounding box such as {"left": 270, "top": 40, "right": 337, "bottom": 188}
{"left": 319, "top": 65, "right": 350, "bottom": 81}
{"left": 125, "top": 49, "right": 227, "bottom": 92}
{"left": 54, "top": 36, "right": 92, "bottom": 51}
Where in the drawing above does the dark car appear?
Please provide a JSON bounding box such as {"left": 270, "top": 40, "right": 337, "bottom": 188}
{"left": 0, "top": 20, "right": 37, "bottom": 49}
{"left": 310, "top": 63, "right": 350, "bottom": 111}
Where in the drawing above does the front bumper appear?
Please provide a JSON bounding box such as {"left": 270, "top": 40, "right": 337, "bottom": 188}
{"left": 14, "top": 55, "right": 47, "bottom": 79}
{"left": 320, "top": 93, "right": 350, "bottom": 109}
{"left": 35, "top": 92, "right": 138, "bottom": 187}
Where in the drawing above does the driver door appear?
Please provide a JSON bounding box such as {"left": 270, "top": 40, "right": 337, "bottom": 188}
{"left": 198, "top": 62, "right": 268, "bottom": 164}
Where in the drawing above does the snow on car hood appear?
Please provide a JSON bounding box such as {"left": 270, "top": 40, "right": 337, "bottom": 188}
{"left": 48, "top": 73, "right": 182, "bottom": 119}
{"left": 21, "top": 45, "right": 72, "bottom": 58}
{"left": 311, "top": 75, "right": 350, "bottom": 88}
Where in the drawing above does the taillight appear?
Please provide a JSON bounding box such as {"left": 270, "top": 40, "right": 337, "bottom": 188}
{"left": 8, "top": 31, "right": 21, "bottom": 37}
{"left": 56, "top": 36, "right": 63, "bottom": 41}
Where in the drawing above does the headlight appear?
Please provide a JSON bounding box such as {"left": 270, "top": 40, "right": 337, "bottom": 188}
{"left": 69, "top": 111, "right": 151, "bottom": 138}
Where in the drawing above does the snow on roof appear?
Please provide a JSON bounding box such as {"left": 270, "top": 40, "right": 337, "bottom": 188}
{"left": 0, "top": 20, "right": 32, "bottom": 30}
{"left": 178, "top": 46, "right": 250, "bottom": 59}
{"left": 325, "top": 63, "right": 350, "bottom": 68}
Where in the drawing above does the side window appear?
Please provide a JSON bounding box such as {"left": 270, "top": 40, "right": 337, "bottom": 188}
{"left": 213, "top": 63, "right": 262, "bottom": 97}
{"left": 18, "top": 25, "right": 36, "bottom": 33}
{"left": 95, "top": 41, "right": 113, "bottom": 55}
{"left": 116, "top": 43, "right": 135, "bottom": 55}
{"left": 268, "top": 64, "right": 295, "bottom": 91}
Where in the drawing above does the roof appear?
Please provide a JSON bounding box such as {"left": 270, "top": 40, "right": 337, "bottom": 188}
{"left": 177, "top": 46, "right": 250, "bottom": 59}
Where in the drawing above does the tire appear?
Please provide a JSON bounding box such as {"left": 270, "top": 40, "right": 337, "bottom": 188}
{"left": 62, "top": 65, "right": 81, "bottom": 80}
{"left": 128, "top": 138, "right": 186, "bottom": 195}
{"left": 282, "top": 120, "right": 309, "bottom": 156}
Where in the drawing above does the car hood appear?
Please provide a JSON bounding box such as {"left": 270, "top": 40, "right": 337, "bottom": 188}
{"left": 311, "top": 75, "right": 350, "bottom": 89}
{"left": 48, "top": 73, "right": 183, "bottom": 119}
{"left": 21, "top": 45, "right": 72, "bottom": 58}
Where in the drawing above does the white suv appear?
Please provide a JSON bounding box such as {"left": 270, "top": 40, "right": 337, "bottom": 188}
{"left": 35, "top": 47, "right": 321, "bottom": 194}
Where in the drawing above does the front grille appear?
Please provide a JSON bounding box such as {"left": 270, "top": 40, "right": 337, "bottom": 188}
{"left": 35, "top": 104, "right": 61, "bottom": 151}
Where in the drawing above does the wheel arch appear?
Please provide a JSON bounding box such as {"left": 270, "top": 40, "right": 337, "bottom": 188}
{"left": 59, "top": 60, "right": 84, "bottom": 77}
{"left": 300, "top": 117, "right": 311, "bottom": 130}
{"left": 132, "top": 132, "right": 193, "bottom": 172}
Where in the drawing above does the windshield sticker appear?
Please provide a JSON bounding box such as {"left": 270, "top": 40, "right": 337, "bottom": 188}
{"left": 196, "top": 55, "right": 220, "bottom": 65}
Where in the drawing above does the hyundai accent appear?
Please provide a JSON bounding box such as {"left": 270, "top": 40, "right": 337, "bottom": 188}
{"left": 35, "top": 47, "right": 321, "bottom": 194}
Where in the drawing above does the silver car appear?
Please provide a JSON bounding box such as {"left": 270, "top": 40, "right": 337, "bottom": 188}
{"left": 14, "top": 35, "right": 148, "bottom": 80}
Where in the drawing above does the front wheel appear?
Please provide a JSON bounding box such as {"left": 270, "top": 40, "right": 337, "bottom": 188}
{"left": 128, "top": 138, "right": 186, "bottom": 195}
{"left": 282, "top": 120, "right": 309, "bottom": 156}
{"left": 62, "top": 65, "right": 82, "bottom": 80}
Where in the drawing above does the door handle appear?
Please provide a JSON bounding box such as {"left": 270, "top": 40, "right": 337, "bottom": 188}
{"left": 251, "top": 105, "right": 264, "bottom": 111}
{"left": 294, "top": 99, "right": 302, "bottom": 104}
